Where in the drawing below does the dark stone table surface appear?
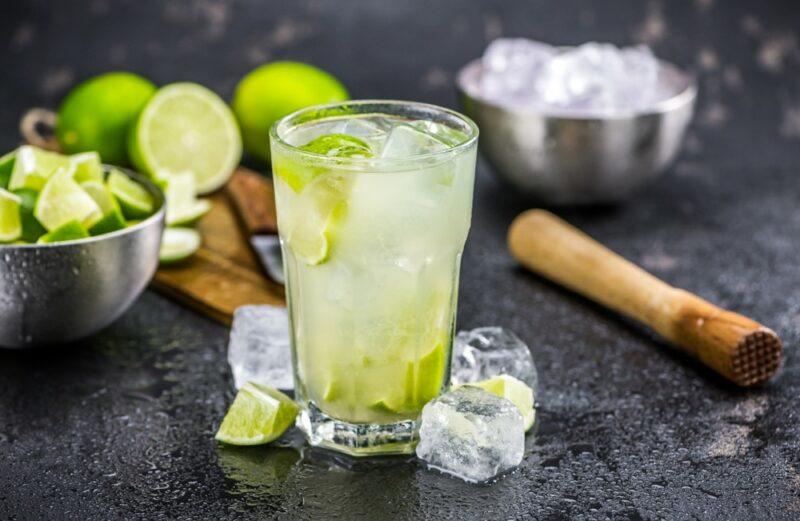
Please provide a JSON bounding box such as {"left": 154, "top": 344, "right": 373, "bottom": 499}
{"left": 2, "top": 1, "right": 799, "bottom": 519}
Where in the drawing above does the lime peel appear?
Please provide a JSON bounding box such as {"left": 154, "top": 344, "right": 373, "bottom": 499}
{"left": 215, "top": 382, "right": 299, "bottom": 446}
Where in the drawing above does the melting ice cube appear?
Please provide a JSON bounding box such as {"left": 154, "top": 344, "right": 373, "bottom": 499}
{"left": 416, "top": 386, "right": 525, "bottom": 483}
{"left": 451, "top": 327, "right": 538, "bottom": 393}
{"left": 227, "top": 305, "right": 293, "bottom": 391}
{"left": 380, "top": 124, "right": 449, "bottom": 158}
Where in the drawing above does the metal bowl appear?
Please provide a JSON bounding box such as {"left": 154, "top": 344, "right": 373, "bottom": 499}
{"left": 0, "top": 166, "right": 165, "bottom": 348}
{"left": 456, "top": 58, "right": 697, "bottom": 205}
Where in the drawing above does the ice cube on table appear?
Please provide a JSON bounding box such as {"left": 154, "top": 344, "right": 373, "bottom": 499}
{"left": 416, "top": 386, "right": 525, "bottom": 483}
{"left": 451, "top": 327, "right": 538, "bottom": 393}
{"left": 228, "top": 305, "right": 293, "bottom": 391}
{"left": 380, "top": 124, "right": 449, "bottom": 158}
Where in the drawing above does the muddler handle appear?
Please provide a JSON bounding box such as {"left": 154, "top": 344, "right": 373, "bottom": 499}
{"left": 507, "top": 209, "right": 782, "bottom": 387}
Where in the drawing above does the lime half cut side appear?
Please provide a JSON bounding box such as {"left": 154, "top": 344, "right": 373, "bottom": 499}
{"left": 129, "top": 83, "right": 242, "bottom": 194}
{"left": 466, "top": 374, "right": 535, "bottom": 431}
{"left": 0, "top": 188, "right": 22, "bottom": 242}
{"left": 215, "top": 382, "right": 299, "bottom": 446}
{"left": 159, "top": 227, "right": 201, "bottom": 263}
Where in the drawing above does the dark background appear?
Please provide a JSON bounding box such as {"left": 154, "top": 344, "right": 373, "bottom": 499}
{"left": 2, "top": 1, "right": 800, "bottom": 519}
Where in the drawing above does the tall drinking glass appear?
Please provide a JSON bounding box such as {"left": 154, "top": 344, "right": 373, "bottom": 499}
{"left": 270, "top": 101, "right": 478, "bottom": 455}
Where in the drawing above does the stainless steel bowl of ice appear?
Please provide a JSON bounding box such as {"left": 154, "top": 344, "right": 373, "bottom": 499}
{"left": 0, "top": 166, "right": 165, "bottom": 349}
{"left": 457, "top": 40, "right": 697, "bottom": 205}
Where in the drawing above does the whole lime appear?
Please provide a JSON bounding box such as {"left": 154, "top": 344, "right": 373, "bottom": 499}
{"left": 232, "top": 61, "right": 349, "bottom": 162}
{"left": 56, "top": 72, "right": 157, "bottom": 165}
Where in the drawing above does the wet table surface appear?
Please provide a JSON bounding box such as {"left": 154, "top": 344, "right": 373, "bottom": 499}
{"left": 2, "top": 1, "right": 800, "bottom": 519}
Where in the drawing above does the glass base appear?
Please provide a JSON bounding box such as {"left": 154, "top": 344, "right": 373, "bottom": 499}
{"left": 297, "top": 402, "right": 419, "bottom": 457}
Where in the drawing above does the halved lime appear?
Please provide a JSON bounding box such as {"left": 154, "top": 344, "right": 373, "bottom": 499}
{"left": 70, "top": 152, "right": 103, "bottom": 184}
{"left": 0, "top": 188, "right": 22, "bottom": 242}
{"left": 37, "top": 220, "right": 89, "bottom": 244}
{"left": 88, "top": 208, "right": 127, "bottom": 236}
{"left": 107, "top": 169, "right": 153, "bottom": 219}
{"left": 9, "top": 145, "right": 72, "bottom": 191}
{"left": 159, "top": 227, "right": 201, "bottom": 263}
{"left": 81, "top": 180, "right": 121, "bottom": 215}
{"left": 11, "top": 188, "right": 47, "bottom": 242}
{"left": 466, "top": 374, "right": 535, "bottom": 431}
{"left": 129, "top": 83, "right": 242, "bottom": 194}
{"left": 34, "top": 167, "right": 102, "bottom": 231}
{"left": 0, "top": 150, "right": 15, "bottom": 189}
{"left": 161, "top": 170, "right": 212, "bottom": 226}
{"left": 215, "top": 382, "right": 299, "bottom": 446}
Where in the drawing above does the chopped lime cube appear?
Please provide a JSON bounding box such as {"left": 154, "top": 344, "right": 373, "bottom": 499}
{"left": 0, "top": 150, "right": 15, "bottom": 189}
{"left": 88, "top": 208, "right": 127, "bottom": 236}
{"left": 215, "top": 382, "right": 299, "bottom": 446}
{"left": 37, "top": 220, "right": 89, "bottom": 243}
{"left": 107, "top": 169, "right": 154, "bottom": 219}
{"left": 70, "top": 151, "right": 103, "bottom": 184}
{"left": 81, "top": 180, "right": 120, "bottom": 215}
{"left": 9, "top": 145, "right": 72, "bottom": 191}
{"left": 34, "top": 167, "right": 102, "bottom": 231}
{"left": 159, "top": 227, "right": 201, "bottom": 263}
{"left": 0, "top": 188, "right": 22, "bottom": 242}
{"left": 11, "top": 188, "right": 46, "bottom": 242}
{"left": 161, "top": 170, "right": 210, "bottom": 225}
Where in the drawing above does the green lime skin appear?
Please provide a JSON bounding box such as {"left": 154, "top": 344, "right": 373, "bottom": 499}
{"left": 56, "top": 72, "right": 157, "bottom": 165}
{"left": 232, "top": 61, "right": 349, "bottom": 163}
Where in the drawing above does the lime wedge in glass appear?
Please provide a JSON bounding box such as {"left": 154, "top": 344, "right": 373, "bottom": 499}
{"left": 275, "top": 134, "right": 372, "bottom": 193}
{"left": 0, "top": 150, "right": 16, "bottom": 189}
{"left": 11, "top": 188, "right": 47, "bottom": 242}
{"left": 34, "top": 167, "right": 102, "bottom": 231}
{"left": 88, "top": 208, "right": 127, "bottom": 236}
{"left": 70, "top": 151, "right": 103, "bottom": 184}
{"left": 466, "top": 374, "right": 535, "bottom": 431}
{"left": 37, "top": 220, "right": 89, "bottom": 244}
{"left": 107, "top": 169, "right": 153, "bottom": 219}
{"left": 0, "top": 188, "right": 22, "bottom": 242}
{"left": 8, "top": 145, "right": 73, "bottom": 191}
{"left": 159, "top": 227, "right": 201, "bottom": 264}
{"left": 215, "top": 382, "right": 299, "bottom": 446}
{"left": 129, "top": 83, "right": 242, "bottom": 194}
{"left": 161, "top": 170, "right": 211, "bottom": 226}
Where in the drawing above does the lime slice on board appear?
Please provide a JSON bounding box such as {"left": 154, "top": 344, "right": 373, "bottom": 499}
{"left": 466, "top": 374, "right": 535, "bottom": 431}
{"left": 215, "top": 382, "right": 299, "bottom": 446}
{"left": 9, "top": 145, "right": 72, "bottom": 191}
{"left": 0, "top": 188, "right": 22, "bottom": 242}
{"left": 11, "top": 188, "right": 47, "bottom": 242}
{"left": 37, "top": 220, "right": 89, "bottom": 244}
{"left": 34, "top": 167, "right": 102, "bottom": 231}
{"left": 129, "top": 83, "right": 242, "bottom": 194}
{"left": 107, "top": 169, "right": 154, "bottom": 219}
{"left": 161, "top": 170, "right": 212, "bottom": 226}
{"left": 159, "top": 227, "right": 201, "bottom": 263}
{"left": 70, "top": 152, "right": 104, "bottom": 184}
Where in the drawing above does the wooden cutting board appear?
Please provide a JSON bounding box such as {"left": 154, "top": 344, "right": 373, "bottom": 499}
{"left": 151, "top": 167, "right": 285, "bottom": 325}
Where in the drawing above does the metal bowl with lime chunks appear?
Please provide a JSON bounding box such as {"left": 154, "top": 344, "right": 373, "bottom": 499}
{"left": 0, "top": 166, "right": 165, "bottom": 348}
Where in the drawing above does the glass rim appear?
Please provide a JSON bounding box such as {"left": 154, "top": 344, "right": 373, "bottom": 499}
{"left": 269, "top": 99, "right": 479, "bottom": 168}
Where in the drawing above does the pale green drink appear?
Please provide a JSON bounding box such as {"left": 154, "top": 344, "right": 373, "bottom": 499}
{"left": 270, "top": 101, "right": 478, "bottom": 455}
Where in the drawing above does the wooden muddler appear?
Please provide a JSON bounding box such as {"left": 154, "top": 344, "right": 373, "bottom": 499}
{"left": 507, "top": 209, "right": 782, "bottom": 387}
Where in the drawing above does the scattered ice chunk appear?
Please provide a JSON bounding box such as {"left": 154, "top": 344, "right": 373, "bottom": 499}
{"left": 328, "top": 117, "right": 389, "bottom": 153}
{"left": 380, "top": 124, "right": 449, "bottom": 158}
{"left": 228, "top": 305, "right": 293, "bottom": 391}
{"left": 416, "top": 386, "right": 524, "bottom": 483}
{"left": 477, "top": 38, "right": 673, "bottom": 114}
{"left": 451, "top": 327, "right": 538, "bottom": 393}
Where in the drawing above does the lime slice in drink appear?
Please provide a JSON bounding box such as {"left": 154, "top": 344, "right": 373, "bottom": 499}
{"left": 9, "top": 145, "right": 72, "bottom": 191}
{"left": 161, "top": 170, "right": 212, "bottom": 226}
{"left": 35, "top": 167, "right": 102, "bottom": 231}
{"left": 0, "top": 188, "right": 22, "bottom": 242}
{"left": 129, "top": 83, "right": 242, "bottom": 194}
{"left": 81, "top": 180, "right": 121, "bottom": 215}
{"left": 215, "top": 382, "right": 299, "bottom": 446}
{"left": 159, "top": 227, "right": 201, "bottom": 264}
{"left": 275, "top": 134, "right": 372, "bottom": 194}
{"left": 70, "top": 152, "right": 103, "bottom": 184}
{"left": 0, "top": 150, "right": 16, "bottom": 189}
{"left": 107, "top": 169, "right": 154, "bottom": 219}
{"left": 37, "top": 220, "right": 89, "bottom": 244}
{"left": 88, "top": 208, "right": 127, "bottom": 236}
{"left": 11, "top": 188, "right": 47, "bottom": 242}
{"left": 466, "top": 374, "right": 535, "bottom": 431}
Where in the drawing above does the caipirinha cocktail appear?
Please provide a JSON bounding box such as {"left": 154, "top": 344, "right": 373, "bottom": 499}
{"left": 270, "top": 101, "right": 477, "bottom": 455}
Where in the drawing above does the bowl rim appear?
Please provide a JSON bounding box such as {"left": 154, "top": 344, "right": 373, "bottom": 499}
{"left": 0, "top": 165, "right": 166, "bottom": 250}
{"left": 456, "top": 56, "right": 698, "bottom": 121}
